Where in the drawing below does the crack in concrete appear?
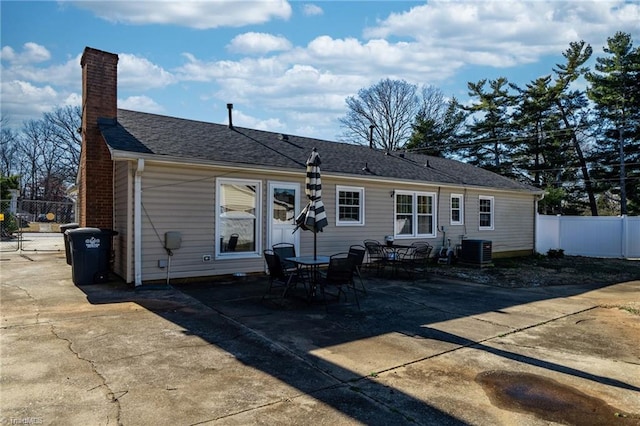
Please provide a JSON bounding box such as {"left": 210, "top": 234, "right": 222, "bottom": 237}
{"left": 49, "top": 323, "right": 123, "bottom": 426}
{"left": 469, "top": 314, "right": 518, "bottom": 329}
{"left": 3, "top": 284, "right": 41, "bottom": 324}
{"left": 106, "top": 342, "right": 213, "bottom": 362}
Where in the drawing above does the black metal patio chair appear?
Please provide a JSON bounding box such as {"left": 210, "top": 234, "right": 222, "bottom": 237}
{"left": 263, "top": 249, "right": 304, "bottom": 300}
{"left": 272, "top": 242, "right": 297, "bottom": 271}
{"left": 364, "top": 239, "right": 387, "bottom": 276}
{"left": 399, "top": 242, "right": 433, "bottom": 279}
{"left": 348, "top": 244, "right": 367, "bottom": 294}
{"left": 318, "top": 252, "right": 359, "bottom": 311}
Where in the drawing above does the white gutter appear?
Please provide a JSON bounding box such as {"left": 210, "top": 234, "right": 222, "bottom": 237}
{"left": 134, "top": 158, "right": 144, "bottom": 287}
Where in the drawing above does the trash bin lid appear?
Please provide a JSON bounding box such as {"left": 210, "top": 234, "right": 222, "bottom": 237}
{"left": 66, "top": 228, "right": 118, "bottom": 238}
{"left": 60, "top": 223, "right": 80, "bottom": 233}
{"left": 67, "top": 227, "right": 103, "bottom": 235}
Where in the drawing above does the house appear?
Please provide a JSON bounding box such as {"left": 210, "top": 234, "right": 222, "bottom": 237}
{"left": 79, "top": 47, "right": 543, "bottom": 286}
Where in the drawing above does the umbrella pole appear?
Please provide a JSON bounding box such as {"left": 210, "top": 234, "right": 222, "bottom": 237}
{"left": 313, "top": 232, "right": 317, "bottom": 260}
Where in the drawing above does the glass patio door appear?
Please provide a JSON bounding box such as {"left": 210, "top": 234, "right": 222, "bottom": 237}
{"left": 267, "top": 182, "right": 300, "bottom": 252}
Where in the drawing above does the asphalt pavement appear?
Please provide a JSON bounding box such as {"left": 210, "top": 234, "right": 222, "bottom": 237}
{"left": 1, "top": 248, "right": 639, "bottom": 425}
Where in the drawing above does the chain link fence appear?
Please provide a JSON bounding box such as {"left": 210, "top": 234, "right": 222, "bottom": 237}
{"left": 1, "top": 199, "right": 75, "bottom": 252}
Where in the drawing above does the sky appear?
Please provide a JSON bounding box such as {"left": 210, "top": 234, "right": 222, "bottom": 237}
{"left": 1, "top": 1, "right": 639, "bottom": 142}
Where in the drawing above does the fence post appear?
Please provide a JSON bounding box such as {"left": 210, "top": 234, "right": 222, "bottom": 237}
{"left": 621, "top": 215, "right": 628, "bottom": 259}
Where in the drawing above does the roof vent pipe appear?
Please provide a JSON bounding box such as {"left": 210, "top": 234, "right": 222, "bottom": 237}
{"left": 227, "top": 103, "right": 233, "bottom": 129}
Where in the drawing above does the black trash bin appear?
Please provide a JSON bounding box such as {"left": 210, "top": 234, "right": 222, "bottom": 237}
{"left": 67, "top": 228, "right": 115, "bottom": 285}
{"left": 60, "top": 223, "right": 79, "bottom": 265}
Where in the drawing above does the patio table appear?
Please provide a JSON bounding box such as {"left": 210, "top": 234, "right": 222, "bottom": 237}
{"left": 383, "top": 244, "right": 413, "bottom": 277}
{"left": 285, "top": 255, "right": 330, "bottom": 299}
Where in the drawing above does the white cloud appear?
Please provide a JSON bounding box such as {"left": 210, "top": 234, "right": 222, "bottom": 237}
{"left": 119, "top": 95, "right": 164, "bottom": 113}
{"left": 229, "top": 108, "right": 286, "bottom": 132}
{"left": 0, "top": 48, "right": 174, "bottom": 128}
{"left": 72, "top": 0, "right": 292, "bottom": 29}
{"left": 0, "top": 80, "right": 61, "bottom": 126}
{"left": 1, "top": 50, "right": 80, "bottom": 88}
{"left": 0, "top": 42, "right": 51, "bottom": 65}
{"left": 295, "top": 36, "right": 461, "bottom": 82}
{"left": 227, "top": 32, "right": 292, "bottom": 55}
{"left": 363, "top": 1, "right": 640, "bottom": 67}
{"left": 117, "top": 54, "right": 177, "bottom": 90}
{"left": 177, "top": 54, "right": 288, "bottom": 82}
{"left": 301, "top": 4, "right": 323, "bottom": 17}
{"left": 62, "top": 92, "right": 82, "bottom": 108}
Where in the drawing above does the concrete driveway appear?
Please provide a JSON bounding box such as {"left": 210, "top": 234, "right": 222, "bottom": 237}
{"left": 1, "top": 250, "right": 639, "bottom": 425}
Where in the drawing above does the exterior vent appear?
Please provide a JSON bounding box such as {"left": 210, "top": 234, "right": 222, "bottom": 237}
{"left": 227, "top": 103, "right": 233, "bottom": 129}
{"left": 460, "top": 240, "right": 492, "bottom": 265}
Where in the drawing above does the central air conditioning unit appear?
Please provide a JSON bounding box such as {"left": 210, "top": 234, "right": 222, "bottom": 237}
{"left": 460, "top": 239, "right": 492, "bottom": 265}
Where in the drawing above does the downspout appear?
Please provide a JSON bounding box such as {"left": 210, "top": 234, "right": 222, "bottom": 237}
{"left": 534, "top": 192, "right": 545, "bottom": 255}
{"left": 134, "top": 158, "right": 144, "bottom": 287}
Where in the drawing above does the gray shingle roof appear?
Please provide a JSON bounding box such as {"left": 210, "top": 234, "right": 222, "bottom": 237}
{"left": 99, "top": 109, "right": 540, "bottom": 193}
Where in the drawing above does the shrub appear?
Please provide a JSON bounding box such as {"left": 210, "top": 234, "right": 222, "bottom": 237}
{"left": 547, "top": 248, "right": 565, "bottom": 259}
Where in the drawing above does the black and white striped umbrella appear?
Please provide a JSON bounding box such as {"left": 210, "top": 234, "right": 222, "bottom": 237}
{"left": 294, "top": 148, "right": 328, "bottom": 258}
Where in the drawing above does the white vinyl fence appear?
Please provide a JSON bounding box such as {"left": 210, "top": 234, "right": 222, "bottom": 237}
{"left": 536, "top": 214, "right": 640, "bottom": 259}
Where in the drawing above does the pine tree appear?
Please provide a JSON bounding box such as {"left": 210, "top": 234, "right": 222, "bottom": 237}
{"left": 586, "top": 32, "right": 640, "bottom": 215}
{"left": 550, "top": 41, "right": 598, "bottom": 215}
{"left": 510, "top": 76, "right": 581, "bottom": 213}
{"left": 461, "top": 77, "right": 516, "bottom": 177}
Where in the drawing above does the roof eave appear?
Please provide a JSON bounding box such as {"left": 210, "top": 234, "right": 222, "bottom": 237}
{"left": 108, "top": 149, "right": 543, "bottom": 196}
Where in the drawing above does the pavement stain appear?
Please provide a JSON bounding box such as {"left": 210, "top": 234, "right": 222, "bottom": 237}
{"left": 476, "top": 370, "right": 640, "bottom": 426}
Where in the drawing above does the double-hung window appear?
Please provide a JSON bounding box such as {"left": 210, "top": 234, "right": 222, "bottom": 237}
{"left": 216, "top": 178, "right": 261, "bottom": 257}
{"left": 336, "top": 186, "right": 364, "bottom": 226}
{"left": 450, "top": 194, "right": 464, "bottom": 225}
{"left": 479, "top": 195, "right": 494, "bottom": 230}
{"left": 394, "top": 191, "right": 436, "bottom": 238}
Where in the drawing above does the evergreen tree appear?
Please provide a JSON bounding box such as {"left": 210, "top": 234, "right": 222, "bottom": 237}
{"left": 510, "top": 76, "right": 581, "bottom": 213}
{"left": 461, "top": 77, "right": 516, "bottom": 177}
{"left": 586, "top": 32, "right": 640, "bottom": 215}
{"left": 550, "top": 41, "right": 598, "bottom": 215}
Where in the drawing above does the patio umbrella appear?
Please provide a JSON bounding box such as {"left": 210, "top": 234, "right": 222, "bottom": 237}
{"left": 294, "top": 147, "right": 328, "bottom": 259}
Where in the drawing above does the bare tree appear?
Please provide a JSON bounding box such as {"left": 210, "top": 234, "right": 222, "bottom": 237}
{"left": 43, "top": 105, "right": 82, "bottom": 183}
{"left": 406, "top": 86, "right": 466, "bottom": 157}
{"left": 339, "top": 78, "right": 420, "bottom": 151}
{"left": 18, "top": 119, "right": 50, "bottom": 200}
{"left": 0, "top": 116, "right": 19, "bottom": 177}
{"left": 12, "top": 106, "right": 81, "bottom": 202}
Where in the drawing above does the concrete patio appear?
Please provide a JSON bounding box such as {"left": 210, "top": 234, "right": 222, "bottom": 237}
{"left": 1, "top": 250, "right": 639, "bottom": 425}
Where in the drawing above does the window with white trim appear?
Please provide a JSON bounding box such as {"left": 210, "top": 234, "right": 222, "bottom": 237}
{"left": 336, "top": 185, "right": 364, "bottom": 226}
{"left": 479, "top": 195, "right": 494, "bottom": 230}
{"left": 216, "top": 178, "right": 261, "bottom": 257}
{"left": 394, "top": 191, "right": 436, "bottom": 238}
{"left": 450, "top": 194, "right": 464, "bottom": 225}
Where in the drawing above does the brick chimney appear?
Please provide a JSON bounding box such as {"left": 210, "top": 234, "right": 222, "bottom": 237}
{"left": 79, "top": 47, "right": 118, "bottom": 228}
